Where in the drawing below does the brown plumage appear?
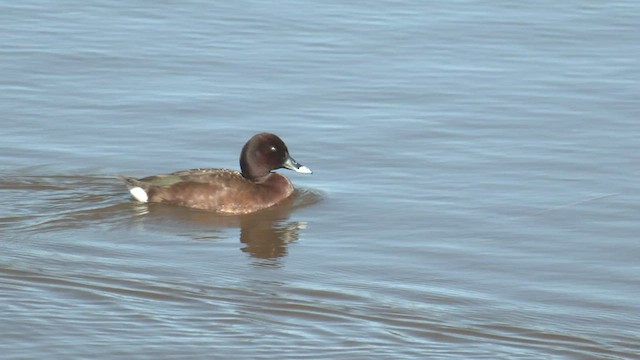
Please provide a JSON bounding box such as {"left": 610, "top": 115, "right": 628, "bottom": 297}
{"left": 120, "top": 133, "right": 312, "bottom": 214}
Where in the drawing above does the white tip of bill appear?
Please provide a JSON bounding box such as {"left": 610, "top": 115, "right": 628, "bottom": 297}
{"left": 295, "top": 165, "right": 313, "bottom": 174}
{"left": 129, "top": 187, "right": 149, "bottom": 203}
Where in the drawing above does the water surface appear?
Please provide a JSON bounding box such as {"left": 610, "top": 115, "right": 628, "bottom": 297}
{"left": 1, "top": 1, "right": 639, "bottom": 359}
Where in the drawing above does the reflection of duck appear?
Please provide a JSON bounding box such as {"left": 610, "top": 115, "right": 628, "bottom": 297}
{"left": 238, "top": 199, "right": 308, "bottom": 261}
{"left": 127, "top": 189, "right": 322, "bottom": 262}
{"left": 119, "top": 133, "right": 312, "bottom": 214}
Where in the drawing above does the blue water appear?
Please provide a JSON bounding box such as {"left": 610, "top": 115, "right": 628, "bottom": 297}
{"left": 1, "top": 1, "right": 639, "bottom": 359}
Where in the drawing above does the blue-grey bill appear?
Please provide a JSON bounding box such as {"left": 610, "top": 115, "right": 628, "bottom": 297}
{"left": 283, "top": 156, "right": 313, "bottom": 174}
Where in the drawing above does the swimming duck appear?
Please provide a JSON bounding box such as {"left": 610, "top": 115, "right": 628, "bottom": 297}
{"left": 120, "top": 133, "right": 312, "bottom": 214}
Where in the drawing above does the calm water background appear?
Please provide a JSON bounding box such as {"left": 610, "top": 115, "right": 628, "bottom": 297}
{"left": 1, "top": 1, "right": 639, "bottom": 359}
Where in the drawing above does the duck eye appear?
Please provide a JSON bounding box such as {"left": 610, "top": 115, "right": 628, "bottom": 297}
{"left": 269, "top": 146, "right": 277, "bottom": 152}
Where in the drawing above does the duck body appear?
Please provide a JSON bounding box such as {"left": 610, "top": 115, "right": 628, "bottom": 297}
{"left": 120, "top": 133, "right": 311, "bottom": 214}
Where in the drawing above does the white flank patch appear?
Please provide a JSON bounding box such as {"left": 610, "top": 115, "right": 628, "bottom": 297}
{"left": 129, "top": 187, "right": 148, "bottom": 203}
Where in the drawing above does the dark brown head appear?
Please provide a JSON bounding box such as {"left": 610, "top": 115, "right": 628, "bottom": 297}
{"left": 240, "top": 133, "right": 312, "bottom": 181}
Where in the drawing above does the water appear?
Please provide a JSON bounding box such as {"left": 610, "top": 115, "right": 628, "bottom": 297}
{"left": 1, "top": 1, "right": 639, "bottom": 359}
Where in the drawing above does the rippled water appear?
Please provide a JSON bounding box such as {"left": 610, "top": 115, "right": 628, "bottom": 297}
{"left": 1, "top": 1, "right": 639, "bottom": 359}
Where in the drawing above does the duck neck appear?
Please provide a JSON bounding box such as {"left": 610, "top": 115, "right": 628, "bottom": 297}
{"left": 249, "top": 172, "right": 273, "bottom": 184}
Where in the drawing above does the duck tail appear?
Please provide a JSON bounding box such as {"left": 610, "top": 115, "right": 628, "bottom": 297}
{"left": 118, "top": 176, "right": 149, "bottom": 203}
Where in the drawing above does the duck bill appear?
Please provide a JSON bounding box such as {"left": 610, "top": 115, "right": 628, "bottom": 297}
{"left": 282, "top": 155, "right": 313, "bottom": 174}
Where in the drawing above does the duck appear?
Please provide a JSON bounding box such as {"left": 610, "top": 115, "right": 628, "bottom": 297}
{"left": 119, "top": 133, "right": 312, "bottom": 214}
